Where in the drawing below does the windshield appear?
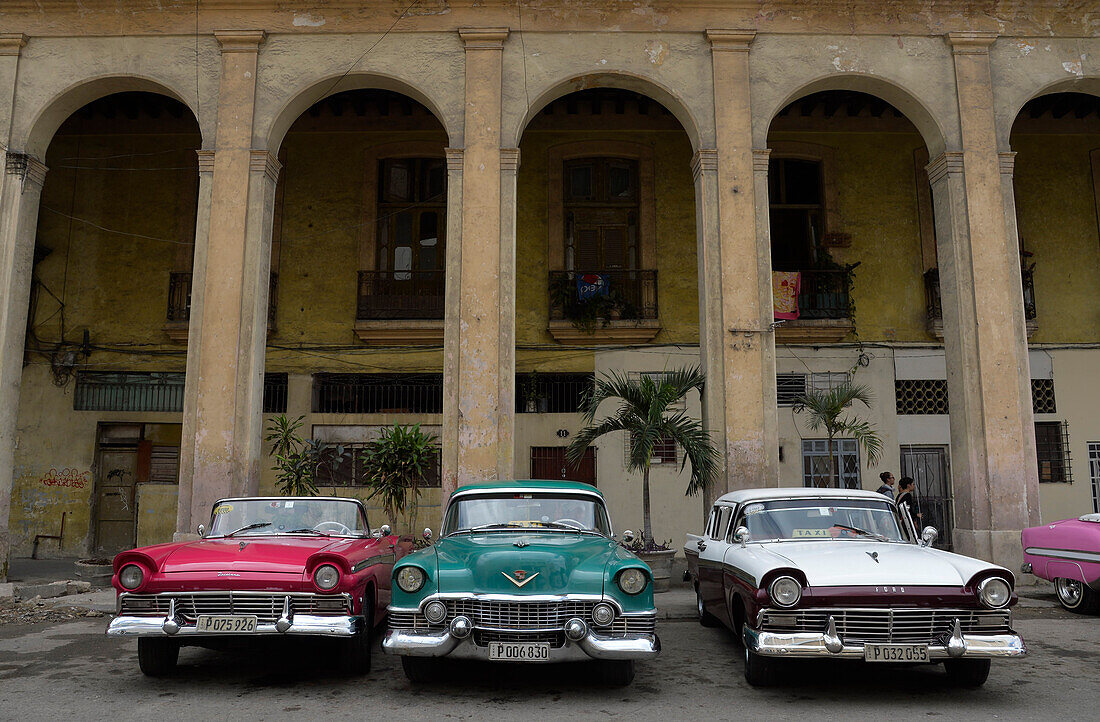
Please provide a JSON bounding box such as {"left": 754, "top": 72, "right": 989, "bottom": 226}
{"left": 443, "top": 492, "right": 611, "bottom": 536}
{"left": 737, "top": 498, "right": 910, "bottom": 543}
{"left": 208, "top": 499, "right": 369, "bottom": 537}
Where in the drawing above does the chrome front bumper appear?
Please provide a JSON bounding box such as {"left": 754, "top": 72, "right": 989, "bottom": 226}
{"left": 744, "top": 622, "right": 1027, "bottom": 660}
{"left": 382, "top": 617, "right": 660, "bottom": 662}
{"left": 107, "top": 614, "right": 360, "bottom": 638}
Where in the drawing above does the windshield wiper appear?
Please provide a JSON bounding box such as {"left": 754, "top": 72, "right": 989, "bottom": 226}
{"left": 458, "top": 522, "right": 528, "bottom": 534}
{"left": 285, "top": 528, "right": 331, "bottom": 537}
{"left": 223, "top": 522, "right": 271, "bottom": 538}
{"left": 831, "top": 523, "right": 888, "bottom": 542}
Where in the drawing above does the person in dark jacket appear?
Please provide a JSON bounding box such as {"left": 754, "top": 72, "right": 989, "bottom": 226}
{"left": 876, "top": 471, "right": 896, "bottom": 499}
{"left": 896, "top": 477, "right": 923, "bottom": 531}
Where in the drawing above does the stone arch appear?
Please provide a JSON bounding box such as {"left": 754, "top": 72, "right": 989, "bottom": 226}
{"left": 261, "top": 73, "right": 457, "bottom": 155}
{"left": 508, "top": 71, "right": 704, "bottom": 151}
{"left": 1002, "top": 76, "right": 1100, "bottom": 147}
{"left": 761, "top": 73, "right": 949, "bottom": 158}
{"left": 19, "top": 75, "right": 202, "bottom": 159}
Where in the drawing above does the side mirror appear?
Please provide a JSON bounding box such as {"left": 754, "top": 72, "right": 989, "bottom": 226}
{"left": 197, "top": 524, "right": 206, "bottom": 538}
{"left": 733, "top": 526, "right": 750, "bottom": 548}
{"left": 621, "top": 529, "right": 635, "bottom": 544}
{"left": 921, "top": 526, "right": 939, "bottom": 547}
{"left": 423, "top": 528, "right": 433, "bottom": 542}
{"left": 379, "top": 524, "right": 392, "bottom": 537}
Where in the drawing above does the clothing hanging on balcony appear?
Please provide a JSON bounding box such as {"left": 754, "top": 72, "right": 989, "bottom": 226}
{"left": 773, "top": 271, "right": 801, "bottom": 320}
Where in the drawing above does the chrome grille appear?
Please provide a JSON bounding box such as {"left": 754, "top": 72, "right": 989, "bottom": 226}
{"left": 760, "top": 608, "right": 1012, "bottom": 644}
{"left": 474, "top": 630, "right": 565, "bottom": 647}
{"left": 119, "top": 592, "right": 350, "bottom": 624}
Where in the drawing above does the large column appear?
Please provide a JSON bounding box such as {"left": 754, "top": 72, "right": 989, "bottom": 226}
{"left": 177, "top": 30, "right": 278, "bottom": 535}
{"left": 698, "top": 30, "right": 778, "bottom": 506}
{"left": 929, "top": 31, "right": 1038, "bottom": 567}
{"left": 442, "top": 28, "right": 512, "bottom": 495}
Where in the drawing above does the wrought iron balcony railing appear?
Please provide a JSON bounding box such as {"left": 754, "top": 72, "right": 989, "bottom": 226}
{"left": 924, "top": 265, "right": 1036, "bottom": 323}
{"left": 548, "top": 269, "right": 658, "bottom": 324}
{"left": 167, "top": 271, "right": 278, "bottom": 328}
{"left": 786, "top": 268, "right": 852, "bottom": 320}
{"left": 356, "top": 270, "right": 444, "bottom": 321}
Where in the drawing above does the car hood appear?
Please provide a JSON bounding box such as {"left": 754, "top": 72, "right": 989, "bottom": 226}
{"left": 755, "top": 541, "right": 1001, "bottom": 587}
{"left": 158, "top": 537, "right": 340, "bottom": 574}
{"left": 433, "top": 533, "right": 618, "bottom": 595}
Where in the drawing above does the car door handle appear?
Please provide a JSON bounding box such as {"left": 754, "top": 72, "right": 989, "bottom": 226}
{"left": 697, "top": 541, "right": 707, "bottom": 551}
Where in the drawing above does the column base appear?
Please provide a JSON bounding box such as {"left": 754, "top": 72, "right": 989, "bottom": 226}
{"left": 952, "top": 528, "right": 1027, "bottom": 574}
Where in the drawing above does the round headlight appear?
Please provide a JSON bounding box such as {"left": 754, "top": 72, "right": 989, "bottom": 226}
{"left": 977, "top": 577, "right": 1011, "bottom": 609}
{"left": 591, "top": 602, "right": 616, "bottom": 627}
{"left": 313, "top": 564, "right": 340, "bottom": 591}
{"left": 119, "top": 564, "right": 144, "bottom": 590}
{"left": 617, "top": 568, "right": 648, "bottom": 595}
{"left": 424, "top": 600, "right": 448, "bottom": 624}
{"left": 769, "top": 576, "right": 802, "bottom": 608}
{"left": 396, "top": 566, "right": 426, "bottom": 593}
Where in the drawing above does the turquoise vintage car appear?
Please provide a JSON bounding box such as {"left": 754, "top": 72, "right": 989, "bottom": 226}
{"left": 382, "top": 480, "right": 660, "bottom": 685}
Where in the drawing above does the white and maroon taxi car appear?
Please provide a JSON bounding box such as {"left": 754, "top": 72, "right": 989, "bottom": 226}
{"left": 107, "top": 497, "right": 408, "bottom": 676}
{"left": 685, "top": 489, "right": 1026, "bottom": 687}
{"left": 1023, "top": 512, "right": 1100, "bottom": 613}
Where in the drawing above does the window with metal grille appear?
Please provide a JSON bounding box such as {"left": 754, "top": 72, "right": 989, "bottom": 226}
{"left": 1089, "top": 442, "right": 1100, "bottom": 513}
{"left": 74, "top": 372, "right": 185, "bottom": 412}
{"left": 802, "top": 438, "right": 860, "bottom": 489}
{"left": 895, "top": 379, "right": 950, "bottom": 415}
{"left": 313, "top": 426, "right": 442, "bottom": 488}
{"left": 1035, "top": 421, "right": 1072, "bottom": 483}
{"left": 312, "top": 374, "right": 443, "bottom": 414}
{"left": 631, "top": 371, "right": 688, "bottom": 412}
{"left": 810, "top": 372, "right": 849, "bottom": 394}
{"left": 777, "top": 373, "right": 807, "bottom": 406}
{"left": 627, "top": 432, "right": 677, "bottom": 466}
{"left": 263, "top": 373, "right": 289, "bottom": 414}
{"left": 517, "top": 373, "right": 594, "bottom": 413}
{"left": 1031, "top": 379, "right": 1056, "bottom": 414}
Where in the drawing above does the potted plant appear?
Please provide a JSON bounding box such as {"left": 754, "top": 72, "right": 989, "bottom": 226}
{"left": 359, "top": 424, "right": 440, "bottom": 534}
{"left": 566, "top": 366, "right": 719, "bottom": 591}
{"left": 794, "top": 381, "right": 883, "bottom": 488}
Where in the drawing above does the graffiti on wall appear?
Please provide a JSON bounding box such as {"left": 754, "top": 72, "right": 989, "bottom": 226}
{"left": 39, "top": 468, "right": 92, "bottom": 489}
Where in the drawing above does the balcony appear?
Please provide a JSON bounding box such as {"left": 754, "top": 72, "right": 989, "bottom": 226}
{"left": 924, "top": 266, "right": 1037, "bottom": 340}
{"left": 773, "top": 268, "right": 854, "bottom": 343}
{"left": 164, "top": 272, "right": 278, "bottom": 343}
{"left": 354, "top": 270, "right": 445, "bottom": 345}
{"left": 547, "top": 269, "right": 660, "bottom": 344}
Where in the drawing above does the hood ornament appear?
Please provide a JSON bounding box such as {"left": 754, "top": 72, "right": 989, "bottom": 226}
{"left": 513, "top": 539, "right": 528, "bottom": 548}
{"left": 866, "top": 551, "right": 879, "bottom": 563}
{"left": 239, "top": 541, "right": 249, "bottom": 552}
{"left": 503, "top": 570, "right": 539, "bottom": 588}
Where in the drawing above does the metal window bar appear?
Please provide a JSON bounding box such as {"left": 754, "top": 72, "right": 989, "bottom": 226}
{"left": 74, "top": 372, "right": 185, "bottom": 412}
{"left": 166, "top": 271, "right": 278, "bottom": 328}
{"left": 925, "top": 265, "right": 1036, "bottom": 322}
{"left": 312, "top": 373, "right": 443, "bottom": 414}
{"left": 262, "top": 373, "right": 289, "bottom": 414}
{"left": 1088, "top": 442, "right": 1100, "bottom": 513}
{"left": 795, "top": 269, "right": 851, "bottom": 320}
{"left": 802, "top": 438, "right": 860, "bottom": 489}
{"left": 895, "top": 379, "right": 950, "bottom": 415}
{"left": 516, "top": 373, "right": 594, "bottom": 413}
{"left": 776, "top": 374, "right": 808, "bottom": 406}
{"left": 314, "top": 441, "right": 442, "bottom": 488}
{"left": 357, "top": 270, "right": 445, "bottom": 320}
{"left": 1035, "top": 421, "right": 1072, "bottom": 483}
{"left": 548, "top": 269, "right": 658, "bottom": 321}
{"left": 1031, "top": 378, "right": 1056, "bottom": 415}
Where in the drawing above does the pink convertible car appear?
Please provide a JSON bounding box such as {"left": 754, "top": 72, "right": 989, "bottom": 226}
{"left": 1022, "top": 512, "right": 1100, "bottom": 613}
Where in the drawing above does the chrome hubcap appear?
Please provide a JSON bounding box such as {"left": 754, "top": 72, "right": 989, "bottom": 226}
{"left": 1056, "top": 578, "right": 1083, "bottom": 607}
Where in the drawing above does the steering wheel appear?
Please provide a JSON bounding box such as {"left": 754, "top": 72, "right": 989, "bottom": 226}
{"left": 314, "top": 521, "right": 352, "bottom": 535}
{"left": 552, "top": 518, "right": 587, "bottom": 530}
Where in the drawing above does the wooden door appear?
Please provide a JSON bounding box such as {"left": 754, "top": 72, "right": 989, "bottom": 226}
{"left": 530, "top": 446, "right": 596, "bottom": 486}
{"left": 94, "top": 447, "right": 138, "bottom": 554}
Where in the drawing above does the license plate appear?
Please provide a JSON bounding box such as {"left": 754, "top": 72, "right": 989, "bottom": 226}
{"left": 864, "top": 644, "right": 929, "bottom": 662}
{"left": 195, "top": 615, "right": 258, "bottom": 633}
{"left": 487, "top": 642, "right": 551, "bottom": 661}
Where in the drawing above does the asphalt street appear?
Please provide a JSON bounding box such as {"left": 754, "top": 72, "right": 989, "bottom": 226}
{"left": 0, "top": 604, "right": 1095, "bottom": 721}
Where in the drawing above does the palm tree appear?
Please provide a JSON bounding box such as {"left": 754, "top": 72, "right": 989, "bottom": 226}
{"left": 567, "top": 366, "right": 720, "bottom": 546}
{"left": 794, "top": 382, "right": 883, "bottom": 488}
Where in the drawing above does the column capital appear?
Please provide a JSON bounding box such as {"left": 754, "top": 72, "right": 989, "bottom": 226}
{"left": 925, "top": 151, "right": 964, "bottom": 184}
{"left": 500, "top": 148, "right": 521, "bottom": 172}
{"left": 249, "top": 149, "right": 281, "bottom": 183}
{"left": 444, "top": 147, "right": 464, "bottom": 171}
{"left": 215, "top": 30, "right": 267, "bottom": 53}
{"left": 196, "top": 150, "right": 215, "bottom": 175}
{"left": 947, "top": 31, "right": 997, "bottom": 55}
{"left": 5, "top": 152, "right": 47, "bottom": 189}
{"left": 691, "top": 149, "right": 718, "bottom": 181}
{"left": 0, "top": 34, "right": 29, "bottom": 56}
{"left": 752, "top": 148, "right": 772, "bottom": 172}
{"left": 459, "top": 28, "right": 509, "bottom": 50}
{"left": 998, "top": 151, "right": 1016, "bottom": 176}
{"left": 706, "top": 29, "right": 756, "bottom": 52}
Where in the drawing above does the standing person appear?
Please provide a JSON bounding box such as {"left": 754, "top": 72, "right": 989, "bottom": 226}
{"left": 876, "top": 471, "right": 896, "bottom": 499}
{"left": 896, "top": 477, "right": 923, "bottom": 531}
